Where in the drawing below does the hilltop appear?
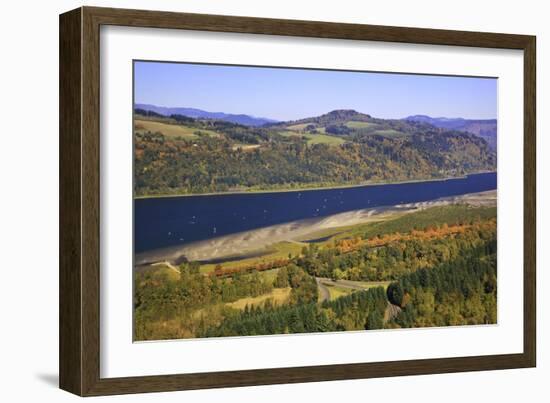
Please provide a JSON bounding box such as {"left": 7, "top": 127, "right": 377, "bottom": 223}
{"left": 271, "top": 109, "right": 372, "bottom": 126}
{"left": 134, "top": 108, "right": 496, "bottom": 196}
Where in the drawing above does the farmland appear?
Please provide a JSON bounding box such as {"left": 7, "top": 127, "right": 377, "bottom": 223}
{"left": 277, "top": 130, "right": 346, "bottom": 145}
{"left": 134, "top": 119, "right": 221, "bottom": 139}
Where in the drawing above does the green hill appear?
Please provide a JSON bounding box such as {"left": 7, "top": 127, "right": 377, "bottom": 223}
{"left": 134, "top": 109, "right": 496, "bottom": 196}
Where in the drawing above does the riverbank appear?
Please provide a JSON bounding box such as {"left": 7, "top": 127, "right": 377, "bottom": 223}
{"left": 134, "top": 171, "right": 496, "bottom": 200}
{"left": 134, "top": 190, "right": 496, "bottom": 266}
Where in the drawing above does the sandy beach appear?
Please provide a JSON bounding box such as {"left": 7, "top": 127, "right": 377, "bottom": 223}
{"left": 134, "top": 190, "right": 496, "bottom": 266}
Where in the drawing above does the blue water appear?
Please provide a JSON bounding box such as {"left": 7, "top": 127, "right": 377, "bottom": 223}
{"left": 134, "top": 172, "right": 496, "bottom": 254}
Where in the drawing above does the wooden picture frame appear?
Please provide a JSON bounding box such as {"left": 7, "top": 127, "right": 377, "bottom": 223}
{"left": 59, "top": 6, "right": 536, "bottom": 396}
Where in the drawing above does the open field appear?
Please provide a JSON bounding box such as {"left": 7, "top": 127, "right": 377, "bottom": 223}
{"left": 286, "top": 123, "right": 310, "bottom": 131}
{"left": 225, "top": 287, "right": 291, "bottom": 310}
{"left": 325, "top": 284, "right": 353, "bottom": 300}
{"left": 231, "top": 144, "right": 262, "bottom": 151}
{"left": 278, "top": 130, "right": 345, "bottom": 145}
{"left": 134, "top": 119, "right": 221, "bottom": 138}
{"left": 345, "top": 121, "right": 378, "bottom": 129}
{"left": 351, "top": 280, "right": 392, "bottom": 290}
{"left": 317, "top": 278, "right": 391, "bottom": 302}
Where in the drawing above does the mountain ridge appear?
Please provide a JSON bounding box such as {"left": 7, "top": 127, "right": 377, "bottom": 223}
{"left": 133, "top": 108, "right": 496, "bottom": 196}
{"left": 404, "top": 115, "right": 497, "bottom": 150}
{"left": 135, "top": 103, "right": 278, "bottom": 127}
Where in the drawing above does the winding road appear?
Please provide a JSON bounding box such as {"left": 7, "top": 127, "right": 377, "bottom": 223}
{"left": 315, "top": 277, "right": 402, "bottom": 321}
{"left": 316, "top": 278, "right": 331, "bottom": 302}
{"left": 315, "top": 277, "right": 372, "bottom": 302}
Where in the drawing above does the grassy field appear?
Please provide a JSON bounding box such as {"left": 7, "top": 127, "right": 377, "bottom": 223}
{"left": 345, "top": 121, "right": 378, "bottom": 129}
{"left": 354, "top": 280, "right": 392, "bottom": 290}
{"left": 286, "top": 123, "right": 310, "bottom": 131}
{"left": 278, "top": 130, "right": 345, "bottom": 145}
{"left": 225, "top": 287, "right": 291, "bottom": 310}
{"left": 134, "top": 119, "right": 221, "bottom": 139}
{"left": 231, "top": 144, "right": 261, "bottom": 151}
{"left": 322, "top": 280, "right": 390, "bottom": 301}
{"left": 325, "top": 284, "right": 354, "bottom": 300}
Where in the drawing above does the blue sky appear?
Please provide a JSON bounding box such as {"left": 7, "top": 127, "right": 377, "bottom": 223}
{"left": 134, "top": 61, "right": 497, "bottom": 121}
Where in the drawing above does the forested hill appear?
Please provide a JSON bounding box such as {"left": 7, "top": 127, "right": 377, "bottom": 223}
{"left": 134, "top": 109, "right": 497, "bottom": 196}
{"left": 269, "top": 109, "right": 372, "bottom": 127}
{"left": 405, "top": 115, "right": 497, "bottom": 151}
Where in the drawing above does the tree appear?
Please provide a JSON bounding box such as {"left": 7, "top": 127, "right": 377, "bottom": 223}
{"left": 386, "top": 282, "right": 404, "bottom": 307}
{"left": 274, "top": 267, "right": 289, "bottom": 288}
{"left": 365, "top": 309, "right": 384, "bottom": 330}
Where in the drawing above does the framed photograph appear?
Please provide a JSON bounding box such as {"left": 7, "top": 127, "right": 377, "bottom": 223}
{"left": 59, "top": 6, "right": 536, "bottom": 396}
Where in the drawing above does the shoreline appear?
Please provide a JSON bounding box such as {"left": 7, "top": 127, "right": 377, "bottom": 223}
{"left": 134, "top": 170, "right": 496, "bottom": 200}
{"left": 134, "top": 189, "right": 496, "bottom": 266}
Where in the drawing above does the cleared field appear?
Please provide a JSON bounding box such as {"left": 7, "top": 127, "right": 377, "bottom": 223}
{"left": 319, "top": 279, "right": 391, "bottom": 302}
{"left": 354, "top": 280, "right": 392, "bottom": 290}
{"left": 278, "top": 130, "right": 345, "bottom": 145}
{"left": 134, "top": 119, "right": 220, "bottom": 138}
{"left": 345, "top": 121, "right": 378, "bottom": 129}
{"left": 286, "top": 123, "right": 310, "bottom": 131}
{"left": 326, "top": 284, "right": 354, "bottom": 300}
{"left": 231, "top": 144, "right": 261, "bottom": 151}
{"left": 226, "top": 287, "right": 291, "bottom": 310}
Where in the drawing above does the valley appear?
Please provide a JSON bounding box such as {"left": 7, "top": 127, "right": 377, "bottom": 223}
{"left": 132, "top": 103, "right": 498, "bottom": 341}
{"left": 134, "top": 194, "right": 497, "bottom": 341}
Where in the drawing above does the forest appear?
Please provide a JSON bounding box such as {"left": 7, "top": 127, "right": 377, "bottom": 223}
{"left": 133, "top": 109, "right": 496, "bottom": 196}
{"left": 134, "top": 205, "right": 497, "bottom": 340}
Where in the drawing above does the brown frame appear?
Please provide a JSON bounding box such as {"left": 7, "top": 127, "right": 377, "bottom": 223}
{"left": 59, "top": 6, "right": 536, "bottom": 396}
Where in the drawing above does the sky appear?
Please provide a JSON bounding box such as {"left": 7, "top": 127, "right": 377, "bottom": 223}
{"left": 134, "top": 61, "right": 497, "bottom": 121}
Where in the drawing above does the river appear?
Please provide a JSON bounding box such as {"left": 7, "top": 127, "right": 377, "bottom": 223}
{"left": 134, "top": 172, "right": 496, "bottom": 254}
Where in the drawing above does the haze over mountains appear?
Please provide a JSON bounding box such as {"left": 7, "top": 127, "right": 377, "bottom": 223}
{"left": 405, "top": 115, "right": 497, "bottom": 150}
{"left": 135, "top": 103, "right": 278, "bottom": 127}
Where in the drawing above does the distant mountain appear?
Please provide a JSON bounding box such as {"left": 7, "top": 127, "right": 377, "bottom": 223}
{"left": 135, "top": 103, "right": 278, "bottom": 127}
{"left": 405, "top": 115, "right": 497, "bottom": 150}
